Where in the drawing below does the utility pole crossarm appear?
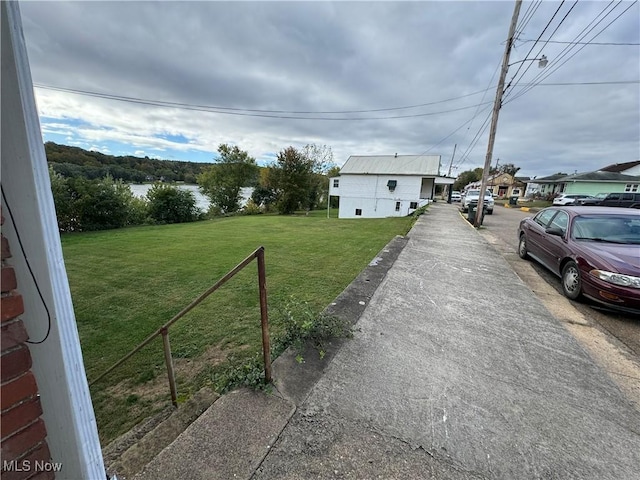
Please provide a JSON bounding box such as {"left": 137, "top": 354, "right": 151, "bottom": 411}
{"left": 474, "top": 0, "right": 522, "bottom": 227}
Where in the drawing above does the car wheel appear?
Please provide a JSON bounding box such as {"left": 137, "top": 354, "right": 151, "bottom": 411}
{"left": 561, "top": 261, "right": 583, "bottom": 300}
{"left": 518, "top": 234, "right": 529, "bottom": 259}
{"left": 487, "top": 209, "right": 493, "bottom": 215}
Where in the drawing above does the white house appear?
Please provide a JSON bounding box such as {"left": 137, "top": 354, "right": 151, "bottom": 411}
{"left": 329, "top": 155, "right": 455, "bottom": 219}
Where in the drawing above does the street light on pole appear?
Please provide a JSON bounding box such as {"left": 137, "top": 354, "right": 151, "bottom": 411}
{"left": 473, "top": 0, "right": 548, "bottom": 227}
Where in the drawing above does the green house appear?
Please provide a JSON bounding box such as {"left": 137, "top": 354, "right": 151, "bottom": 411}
{"left": 535, "top": 171, "right": 640, "bottom": 197}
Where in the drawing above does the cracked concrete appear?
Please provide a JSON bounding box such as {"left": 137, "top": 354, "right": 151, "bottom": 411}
{"left": 256, "top": 203, "right": 640, "bottom": 479}
{"left": 126, "top": 203, "right": 640, "bottom": 479}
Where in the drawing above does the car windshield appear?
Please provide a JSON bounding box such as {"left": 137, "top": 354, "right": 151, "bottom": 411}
{"left": 572, "top": 214, "right": 640, "bottom": 244}
{"left": 466, "top": 191, "right": 491, "bottom": 198}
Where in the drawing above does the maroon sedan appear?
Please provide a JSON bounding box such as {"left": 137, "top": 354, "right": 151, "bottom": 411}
{"left": 517, "top": 206, "right": 640, "bottom": 314}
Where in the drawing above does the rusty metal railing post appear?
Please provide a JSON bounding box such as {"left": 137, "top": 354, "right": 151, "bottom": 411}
{"left": 161, "top": 327, "right": 178, "bottom": 407}
{"left": 256, "top": 247, "right": 272, "bottom": 384}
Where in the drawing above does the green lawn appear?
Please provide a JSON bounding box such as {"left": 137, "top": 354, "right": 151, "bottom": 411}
{"left": 62, "top": 211, "right": 414, "bottom": 443}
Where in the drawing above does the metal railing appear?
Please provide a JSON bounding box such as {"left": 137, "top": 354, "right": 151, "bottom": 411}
{"left": 89, "top": 246, "right": 271, "bottom": 407}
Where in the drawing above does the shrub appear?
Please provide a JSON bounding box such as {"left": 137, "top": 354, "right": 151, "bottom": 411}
{"left": 241, "top": 199, "right": 263, "bottom": 215}
{"left": 146, "top": 183, "right": 200, "bottom": 224}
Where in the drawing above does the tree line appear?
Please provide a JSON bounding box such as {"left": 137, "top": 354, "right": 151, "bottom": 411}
{"left": 47, "top": 142, "right": 338, "bottom": 232}
{"left": 45, "top": 141, "right": 214, "bottom": 183}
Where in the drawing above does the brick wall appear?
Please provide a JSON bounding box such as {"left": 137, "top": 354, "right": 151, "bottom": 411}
{"left": 1, "top": 209, "right": 55, "bottom": 480}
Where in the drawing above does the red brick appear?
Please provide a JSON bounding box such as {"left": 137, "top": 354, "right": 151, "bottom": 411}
{"left": 1, "top": 442, "right": 52, "bottom": 480}
{"left": 1, "top": 236, "right": 11, "bottom": 260}
{"left": 1, "top": 344, "right": 33, "bottom": 386}
{"left": 1, "top": 372, "right": 37, "bottom": 411}
{"left": 1, "top": 397, "right": 42, "bottom": 440}
{"left": 2, "top": 266, "right": 18, "bottom": 292}
{"left": 1, "top": 419, "right": 47, "bottom": 462}
{"left": 2, "top": 321, "right": 29, "bottom": 350}
{"left": 1, "top": 294, "right": 24, "bottom": 323}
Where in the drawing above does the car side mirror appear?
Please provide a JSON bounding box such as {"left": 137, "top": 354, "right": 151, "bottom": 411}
{"left": 545, "top": 227, "right": 564, "bottom": 237}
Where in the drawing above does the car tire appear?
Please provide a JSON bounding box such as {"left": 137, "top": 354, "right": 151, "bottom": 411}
{"left": 518, "top": 235, "right": 529, "bottom": 260}
{"left": 487, "top": 209, "right": 493, "bottom": 215}
{"left": 561, "top": 261, "right": 583, "bottom": 301}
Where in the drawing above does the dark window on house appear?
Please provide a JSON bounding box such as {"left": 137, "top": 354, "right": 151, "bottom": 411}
{"left": 333, "top": 179, "right": 339, "bottom": 188}
{"left": 355, "top": 209, "right": 362, "bottom": 216}
{"left": 410, "top": 202, "right": 418, "bottom": 209}
{"left": 387, "top": 180, "right": 397, "bottom": 192}
{"left": 395, "top": 202, "right": 401, "bottom": 212}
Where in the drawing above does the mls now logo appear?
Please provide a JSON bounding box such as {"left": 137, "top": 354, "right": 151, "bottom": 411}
{"left": 3, "top": 460, "right": 63, "bottom": 473}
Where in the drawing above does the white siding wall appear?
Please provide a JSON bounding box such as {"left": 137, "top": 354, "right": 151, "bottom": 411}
{"left": 2, "top": 3, "right": 105, "bottom": 478}
{"left": 337, "top": 174, "right": 424, "bottom": 218}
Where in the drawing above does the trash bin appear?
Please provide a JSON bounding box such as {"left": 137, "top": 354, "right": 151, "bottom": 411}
{"left": 509, "top": 195, "right": 518, "bottom": 206}
{"left": 467, "top": 201, "right": 485, "bottom": 225}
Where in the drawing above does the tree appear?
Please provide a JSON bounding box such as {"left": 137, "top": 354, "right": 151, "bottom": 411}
{"left": 269, "top": 146, "right": 315, "bottom": 214}
{"left": 301, "top": 144, "right": 335, "bottom": 174}
{"left": 197, "top": 144, "right": 258, "bottom": 214}
{"left": 498, "top": 163, "right": 520, "bottom": 177}
{"left": 146, "top": 183, "right": 199, "bottom": 224}
{"left": 453, "top": 168, "right": 484, "bottom": 191}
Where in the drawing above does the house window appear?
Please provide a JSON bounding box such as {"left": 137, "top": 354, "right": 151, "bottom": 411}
{"left": 625, "top": 184, "right": 639, "bottom": 192}
{"left": 387, "top": 180, "right": 397, "bottom": 192}
{"left": 355, "top": 209, "right": 362, "bottom": 216}
{"left": 395, "top": 202, "right": 401, "bottom": 212}
{"left": 333, "top": 179, "right": 339, "bottom": 188}
{"left": 410, "top": 202, "right": 418, "bottom": 209}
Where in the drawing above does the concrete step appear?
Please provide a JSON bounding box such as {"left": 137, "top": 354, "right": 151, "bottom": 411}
{"left": 133, "top": 388, "right": 295, "bottom": 480}
{"left": 104, "top": 387, "right": 219, "bottom": 479}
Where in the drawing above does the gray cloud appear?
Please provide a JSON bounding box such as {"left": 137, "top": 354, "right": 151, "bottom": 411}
{"left": 20, "top": 1, "right": 640, "bottom": 178}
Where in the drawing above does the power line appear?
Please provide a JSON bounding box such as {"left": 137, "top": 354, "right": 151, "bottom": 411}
{"left": 419, "top": 104, "right": 493, "bottom": 156}
{"left": 517, "top": 37, "right": 639, "bottom": 45}
{"left": 505, "top": 1, "right": 638, "bottom": 104}
{"left": 504, "top": 0, "right": 579, "bottom": 101}
{"left": 515, "top": 0, "right": 543, "bottom": 39}
{"left": 454, "top": 109, "right": 493, "bottom": 168}
{"left": 505, "top": 0, "right": 567, "bottom": 95}
{"left": 34, "top": 83, "right": 494, "bottom": 117}
{"left": 504, "top": 0, "right": 624, "bottom": 102}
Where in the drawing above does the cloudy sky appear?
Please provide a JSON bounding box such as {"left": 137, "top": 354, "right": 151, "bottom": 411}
{"left": 19, "top": 1, "right": 639, "bottom": 178}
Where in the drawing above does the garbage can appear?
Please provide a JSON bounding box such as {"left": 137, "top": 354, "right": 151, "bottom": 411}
{"left": 467, "top": 201, "right": 485, "bottom": 225}
{"left": 509, "top": 195, "right": 518, "bottom": 206}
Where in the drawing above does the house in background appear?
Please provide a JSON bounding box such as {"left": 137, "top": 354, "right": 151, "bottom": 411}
{"left": 599, "top": 160, "right": 640, "bottom": 177}
{"left": 466, "top": 172, "right": 527, "bottom": 198}
{"left": 535, "top": 170, "right": 640, "bottom": 197}
{"left": 329, "top": 155, "right": 455, "bottom": 219}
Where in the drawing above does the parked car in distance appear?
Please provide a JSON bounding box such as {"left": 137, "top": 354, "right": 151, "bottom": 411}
{"left": 451, "top": 191, "right": 462, "bottom": 202}
{"left": 517, "top": 206, "right": 640, "bottom": 314}
{"left": 552, "top": 193, "right": 594, "bottom": 206}
{"left": 573, "top": 192, "right": 608, "bottom": 206}
{"left": 460, "top": 189, "right": 494, "bottom": 214}
{"left": 575, "top": 192, "right": 640, "bottom": 208}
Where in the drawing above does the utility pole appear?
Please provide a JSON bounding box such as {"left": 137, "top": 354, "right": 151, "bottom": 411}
{"left": 447, "top": 144, "right": 457, "bottom": 177}
{"left": 444, "top": 144, "right": 457, "bottom": 201}
{"left": 474, "top": 0, "right": 522, "bottom": 227}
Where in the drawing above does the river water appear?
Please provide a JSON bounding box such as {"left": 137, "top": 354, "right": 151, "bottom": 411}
{"left": 129, "top": 184, "right": 252, "bottom": 211}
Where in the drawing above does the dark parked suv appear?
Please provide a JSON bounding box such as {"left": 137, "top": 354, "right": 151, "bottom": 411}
{"left": 576, "top": 192, "right": 640, "bottom": 208}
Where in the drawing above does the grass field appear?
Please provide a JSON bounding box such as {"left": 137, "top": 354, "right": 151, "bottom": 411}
{"left": 62, "top": 210, "right": 416, "bottom": 443}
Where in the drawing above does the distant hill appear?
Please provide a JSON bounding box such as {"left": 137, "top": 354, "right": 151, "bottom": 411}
{"left": 45, "top": 142, "right": 214, "bottom": 183}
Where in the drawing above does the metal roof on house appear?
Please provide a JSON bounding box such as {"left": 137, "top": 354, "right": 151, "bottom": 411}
{"left": 340, "top": 155, "right": 442, "bottom": 176}
{"left": 599, "top": 160, "right": 640, "bottom": 173}
{"left": 537, "top": 171, "right": 640, "bottom": 183}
